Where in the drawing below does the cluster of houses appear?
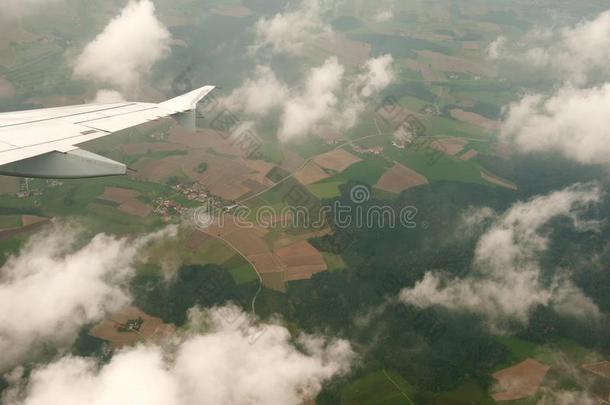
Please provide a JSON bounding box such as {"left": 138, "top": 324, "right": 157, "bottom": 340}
{"left": 352, "top": 144, "right": 384, "bottom": 156}
{"left": 172, "top": 183, "right": 209, "bottom": 203}
{"left": 153, "top": 198, "right": 186, "bottom": 221}
{"left": 154, "top": 182, "right": 233, "bottom": 223}
{"left": 15, "top": 179, "right": 63, "bottom": 199}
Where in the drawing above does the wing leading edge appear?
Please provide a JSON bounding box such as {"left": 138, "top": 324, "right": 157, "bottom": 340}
{"left": 0, "top": 85, "right": 215, "bottom": 179}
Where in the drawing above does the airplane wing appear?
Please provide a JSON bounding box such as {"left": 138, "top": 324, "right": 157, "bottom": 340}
{"left": 0, "top": 85, "right": 215, "bottom": 178}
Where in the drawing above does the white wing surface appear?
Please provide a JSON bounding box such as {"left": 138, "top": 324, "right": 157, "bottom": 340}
{"left": 0, "top": 85, "right": 215, "bottom": 178}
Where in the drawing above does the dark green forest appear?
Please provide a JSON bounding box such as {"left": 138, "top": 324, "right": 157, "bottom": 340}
{"left": 126, "top": 153, "right": 610, "bottom": 401}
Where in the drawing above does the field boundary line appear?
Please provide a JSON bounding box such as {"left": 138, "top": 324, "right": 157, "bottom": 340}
{"left": 382, "top": 369, "right": 415, "bottom": 405}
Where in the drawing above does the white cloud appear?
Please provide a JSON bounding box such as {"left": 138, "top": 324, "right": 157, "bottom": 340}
{"left": 355, "top": 54, "right": 395, "bottom": 98}
{"left": 224, "top": 54, "right": 395, "bottom": 142}
{"left": 0, "top": 223, "right": 176, "bottom": 371}
{"left": 486, "top": 36, "right": 506, "bottom": 60}
{"left": 279, "top": 54, "right": 394, "bottom": 141}
{"left": 228, "top": 0, "right": 395, "bottom": 142}
{"left": 279, "top": 57, "right": 345, "bottom": 141}
{"left": 222, "top": 66, "right": 289, "bottom": 116}
{"left": 4, "top": 305, "right": 355, "bottom": 405}
{"left": 374, "top": 8, "right": 394, "bottom": 22}
{"left": 399, "top": 184, "right": 602, "bottom": 331}
{"left": 488, "top": 11, "right": 610, "bottom": 84}
{"left": 0, "top": 0, "right": 61, "bottom": 19}
{"left": 536, "top": 389, "right": 598, "bottom": 405}
{"left": 501, "top": 83, "right": 610, "bottom": 166}
{"left": 495, "top": 11, "right": 610, "bottom": 166}
{"left": 252, "top": 0, "right": 332, "bottom": 55}
{"left": 73, "top": 0, "right": 172, "bottom": 93}
{"left": 91, "top": 89, "right": 127, "bottom": 104}
{"left": 459, "top": 206, "right": 495, "bottom": 235}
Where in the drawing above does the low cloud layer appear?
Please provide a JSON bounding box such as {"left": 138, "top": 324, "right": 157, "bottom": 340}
{"left": 0, "top": 223, "right": 176, "bottom": 371}
{"left": 222, "top": 66, "right": 289, "bottom": 116}
{"left": 73, "top": 0, "right": 171, "bottom": 93}
{"left": 279, "top": 57, "right": 345, "bottom": 141}
{"left": 224, "top": 54, "right": 395, "bottom": 142}
{"left": 280, "top": 55, "right": 394, "bottom": 141}
{"left": 399, "top": 184, "right": 602, "bottom": 331}
{"left": 374, "top": 8, "right": 394, "bottom": 22}
{"left": 252, "top": 0, "right": 332, "bottom": 55}
{"left": 488, "top": 10, "right": 610, "bottom": 84}
{"left": 536, "top": 389, "right": 598, "bottom": 405}
{"left": 278, "top": 54, "right": 394, "bottom": 141}
{"left": 494, "top": 10, "right": 610, "bottom": 166}
{"left": 355, "top": 54, "right": 395, "bottom": 98}
{"left": 91, "top": 89, "right": 127, "bottom": 104}
{"left": 501, "top": 83, "right": 610, "bottom": 166}
{"left": 4, "top": 306, "right": 355, "bottom": 405}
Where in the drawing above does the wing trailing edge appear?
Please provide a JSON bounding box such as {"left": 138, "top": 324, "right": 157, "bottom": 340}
{"left": 0, "top": 84, "right": 215, "bottom": 178}
{"left": 0, "top": 148, "right": 126, "bottom": 178}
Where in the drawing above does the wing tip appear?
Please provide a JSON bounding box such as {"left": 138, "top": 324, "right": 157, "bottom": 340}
{"left": 160, "top": 85, "right": 216, "bottom": 113}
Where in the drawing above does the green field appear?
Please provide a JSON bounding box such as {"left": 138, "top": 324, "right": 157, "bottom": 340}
{"left": 0, "top": 215, "right": 22, "bottom": 229}
{"left": 341, "top": 159, "right": 394, "bottom": 185}
{"left": 305, "top": 157, "right": 394, "bottom": 199}
{"left": 341, "top": 370, "right": 417, "bottom": 405}
{"left": 384, "top": 141, "right": 487, "bottom": 186}
{"left": 494, "top": 336, "right": 555, "bottom": 370}
{"left": 322, "top": 252, "right": 346, "bottom": 272}
{"left": 188, "top": 237, "right": 236, "bottom": 265}
{"left": 0, "top": 237, "right": 23, "bottom": 262}
{"left": 434, "top": 381, "right": 495, "bottom": 405}
{"left": 223, "top": 254, "right": 258, "bottom": 284}
{"left": 307, "top": 179, "right": 345, "bottom": 199}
